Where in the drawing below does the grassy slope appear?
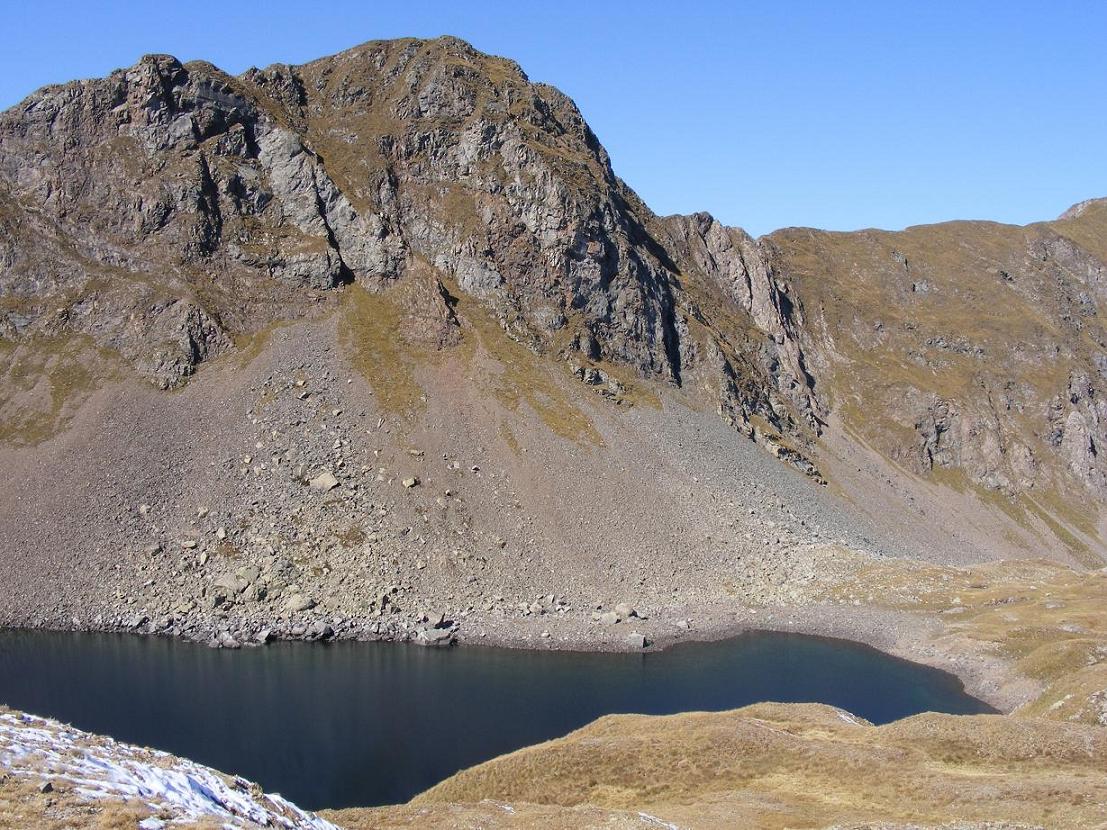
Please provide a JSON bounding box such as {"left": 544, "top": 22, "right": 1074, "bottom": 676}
{"left": 821, "top": 550, "right": 1107, "bottom": 725}
{"left": 332, "top": 703, "right": 1106, "bottom": 830}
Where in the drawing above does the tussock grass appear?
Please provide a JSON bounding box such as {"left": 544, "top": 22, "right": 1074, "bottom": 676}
{"left": 339, "top": 281, "right": 436, "bottom": 418}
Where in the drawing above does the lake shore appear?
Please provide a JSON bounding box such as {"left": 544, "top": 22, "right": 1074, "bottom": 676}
{"left": 4, "top": 547, "right": 1103, "bottom": 720}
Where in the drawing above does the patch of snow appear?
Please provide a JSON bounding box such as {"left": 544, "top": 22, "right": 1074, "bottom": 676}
{"left": 0, "top": 711, "right": 338, "bottom": 830}
{"left": 836, "top": 711, "right": 864, "bottom": 726}
{"left": 637, "top": 811, "right": 680, "bottom": 829}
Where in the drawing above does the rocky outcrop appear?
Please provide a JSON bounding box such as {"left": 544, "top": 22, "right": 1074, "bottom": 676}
{"left": 0, "top": 36, "right": 818, "bottom": 468}
{"left": 663, "top": 212, "right": 820, "bottom": 431}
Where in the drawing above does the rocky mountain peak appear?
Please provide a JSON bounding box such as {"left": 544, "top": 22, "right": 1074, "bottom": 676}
{"left": 3, "top": 37, "right": 1107, "bottom": 558}
{"left": 0, "top": 35, "right": 813, "bottom": 461}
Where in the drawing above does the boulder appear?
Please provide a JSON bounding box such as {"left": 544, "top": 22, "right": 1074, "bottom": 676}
{"left": 309, "top": 471, "right": 339, "bottom": 491}
{"left": 284, "top": 593, "right": 315, "bottom": 612}
{"left": 614, "top": 602, "right": 638, "bottom": 619}
{"left": 214, "top": 573, "right": 249, "bottom": 595}
{"left": 626, "top": 632, "right": 649, "bottom": 649}
{"left": 415, "top": 626, "right": 454, "bottom": 647}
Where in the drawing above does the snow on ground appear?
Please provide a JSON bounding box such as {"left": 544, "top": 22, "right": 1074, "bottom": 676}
{"left": 0, "top": 710, "right": 339, "bottom": 829}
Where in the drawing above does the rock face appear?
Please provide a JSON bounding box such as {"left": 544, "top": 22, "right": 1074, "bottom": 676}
{"left": 0, "top": 36, "right": 818, "bottom": 464}
{"left": 1, "top": 35, "right": 1106, "bottom": 554}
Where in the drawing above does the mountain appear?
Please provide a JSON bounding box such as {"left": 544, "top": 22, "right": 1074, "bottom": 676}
{"left": 0, "top": 37, "right": 811, "bottom": 445}
{"left": 0, "top": 37, "right": 1104, "bottom": 647}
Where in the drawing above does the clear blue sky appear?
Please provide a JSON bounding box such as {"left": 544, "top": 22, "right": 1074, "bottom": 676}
{"left": 4, "top": 1, "right": 1105, "bottom": 236}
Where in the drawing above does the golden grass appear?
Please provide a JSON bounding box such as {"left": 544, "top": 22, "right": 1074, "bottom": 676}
{"left": 823, "top": 553, "right": 1107, "bottom": 725}
{"left": 339, "top": 281, "right": 436, "bottom": 418}
{"left": 1048, "top": 198, "right": 1107, "bottom": 265}
{"left": 0, "top": 334, "right": 121, "bottom": 445}
{"left": 352, "top": 703, "right": 1107, "bottom": 830}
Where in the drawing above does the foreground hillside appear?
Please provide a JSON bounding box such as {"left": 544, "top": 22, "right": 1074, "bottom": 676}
{"left": 333, "top": 703, "right": 1107, "bottom": 830}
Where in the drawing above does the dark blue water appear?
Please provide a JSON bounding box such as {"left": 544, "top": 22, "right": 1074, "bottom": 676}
{"left": 0, "top": 629, "right": 991, "bottom": 809}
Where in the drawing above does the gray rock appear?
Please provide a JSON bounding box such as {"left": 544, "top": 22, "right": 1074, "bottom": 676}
{"left": 599, "top": 611, "right": 621, "bottom": 626}
{"left": 217, "top": 631, "right": 241, "bottom": 649}
{"left": 214, "top": 573, "right": 249, "bottom": 595}
{"left": 284, "top": 593, "right": 315, "bottom": 612}
{"left": 309, "top": 471, "right": 339, "bottom": 491}
{"left": 626, "top": 632, "right": 649, "bottom": 649}
{"left": 415, "top": 626, "right": 455, "bottom": 647}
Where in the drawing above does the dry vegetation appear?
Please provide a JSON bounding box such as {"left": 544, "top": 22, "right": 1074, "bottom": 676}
{"left": 332, "top": 703, "right": 1107, "bottom": 830}
{"left": 820, "top": 551, "right": 1107, "bottom": 725}
{"left": 0, "top": 775, "right": 234, "bottom": 830}
{"left": 339, "top": 282, "right": 438, "bottom": 418}
{"left": 0, "top": 334, "right": 121, "bottom": 445}
{"left": 339, "top": 273, "right": 612, "bottom": 444}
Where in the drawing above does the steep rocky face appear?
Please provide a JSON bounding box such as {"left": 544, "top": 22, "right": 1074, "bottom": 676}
{"left": 0, "top": 36, "right": 811, "bottom": 455}
{"left": 661, "top": 213, "right": 820, "bottom": 432}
